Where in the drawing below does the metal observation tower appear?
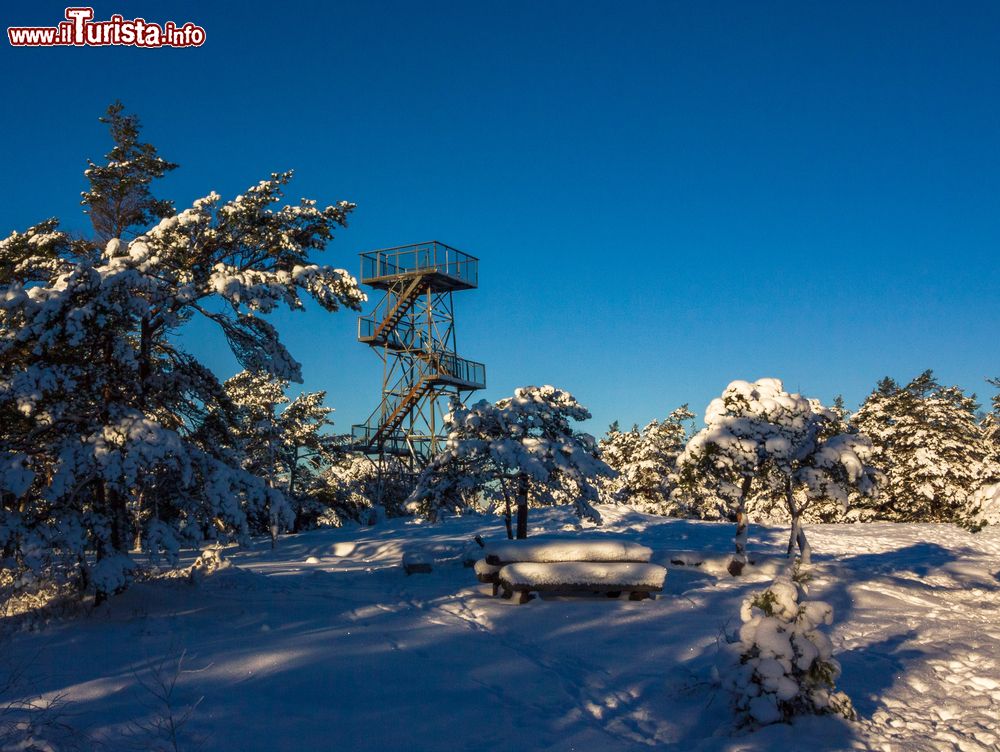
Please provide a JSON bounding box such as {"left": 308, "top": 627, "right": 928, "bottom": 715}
{"left": 351, "top": 241, "right": 486, "bottom": 480}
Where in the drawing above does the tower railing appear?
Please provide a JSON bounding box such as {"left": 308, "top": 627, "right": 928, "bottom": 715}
{"left": 360, "top": 241, "right": 478, "bottom": 288}
{"left": 358, "top": 315, "right": 422, "bottom": 350}
{"left": 349, "top": 425, "right": 412, "bottom": 456}
{"left": 431, "top": 352, "right": 486, "bottom": 388}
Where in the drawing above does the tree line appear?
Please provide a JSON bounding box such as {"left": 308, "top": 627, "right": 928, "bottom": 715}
{"left": 601, "top": 371, "right": 998, "bottom": 529}
{"left": 408, "top": 373, "right": 998, "bottom": 574}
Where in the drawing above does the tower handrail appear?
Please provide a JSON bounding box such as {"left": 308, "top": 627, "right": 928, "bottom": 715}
{"left": 360, "top": 241, "right": 478, "bottom": 287}
{"left": 426, "top": 351, "right": 486, "bottom": 387}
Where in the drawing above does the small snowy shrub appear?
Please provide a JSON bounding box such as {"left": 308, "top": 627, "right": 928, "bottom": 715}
{"left": 721, "top": 573, "right": 855, "bottom": 727}
{"left": 187, "top": 545, "right": 229, "bottom": 584}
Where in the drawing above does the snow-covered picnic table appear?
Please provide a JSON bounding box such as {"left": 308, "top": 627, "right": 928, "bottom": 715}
{"left": 476, "top": 537, "right": 666, "bottom": 604}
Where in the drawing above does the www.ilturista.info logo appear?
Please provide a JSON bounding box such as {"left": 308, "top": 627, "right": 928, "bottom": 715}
{"left": 8, "top": 7, "right": 206, "bottom": 48}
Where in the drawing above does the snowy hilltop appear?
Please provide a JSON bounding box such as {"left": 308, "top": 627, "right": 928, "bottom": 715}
{"left": 3, "top": 507, "right": 998, "bottom": 751}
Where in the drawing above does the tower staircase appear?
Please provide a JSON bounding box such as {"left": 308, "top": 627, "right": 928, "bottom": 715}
{"left": 351, "top": 242, "right": 486, "bottom": 472}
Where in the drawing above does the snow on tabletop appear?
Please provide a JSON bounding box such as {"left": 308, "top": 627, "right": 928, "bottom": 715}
{"left": 485, "top": 536, "right": 652, "bottom": 564}
{"left": 498, "top": 561, "right": 667, "bottom": 589}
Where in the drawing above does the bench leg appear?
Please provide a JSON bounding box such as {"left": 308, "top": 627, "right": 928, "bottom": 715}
{"left": 628, "top": 591, "right": 650, "bottom": 601}
{"left": 515, "top": 590, "right": 531, "bottom": 605}
{"left": 492, "top": 581, "right": 499, "bottom": 597}
{"left": 606, "top": 591, "right": 622, "bottom": 598}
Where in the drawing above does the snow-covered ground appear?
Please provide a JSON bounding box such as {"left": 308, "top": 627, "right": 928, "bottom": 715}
{"left": 4, "top": 507, "right": 1000, "bottom": 751}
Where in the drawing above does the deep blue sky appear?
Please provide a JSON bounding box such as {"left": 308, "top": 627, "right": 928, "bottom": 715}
{"left": 2, "top": 1, "right": 998, "bottom": 435}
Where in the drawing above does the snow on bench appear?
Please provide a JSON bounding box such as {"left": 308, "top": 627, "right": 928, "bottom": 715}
{"left": 498, "top": 561, "right": 667, "bottom": 604}
{"left": 484, "top": 537, "right": 653, "bottom": 566}
{"left": 402, "top": 551, "right": 433, "bottom": 575}
{"left": 474, "top": 559, "right": 503, "bottom": 595}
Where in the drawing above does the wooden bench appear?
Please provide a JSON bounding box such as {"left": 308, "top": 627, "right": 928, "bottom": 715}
{"left": 474, "top": 559, "right": 503, "bottom": 595}
{"left": 475, "top": 537, "right": 666, "bottom": 604}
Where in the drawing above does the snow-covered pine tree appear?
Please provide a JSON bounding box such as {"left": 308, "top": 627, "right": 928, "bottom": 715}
{"left": 309, "top": 450, "right": 415, "bottom": 527}
{"left": 280, "top": 389, "right": 337, "bottom": 521}
{"left": 222, "top": 371, "right": 294, "bottom": 543}
{"left": 220, "top": 372, "right": 340, "bottom": 532}
{"left": 599, "top": 407, "right": 693, "bottom": 514}
{"left": 312, "top": 452, "right": 375, "bottom": 526}
{"left": 676, "top": 379, "right": 877, "bottom": 573}
{"left": 830, "top": 394, "right": 850, "bottom": 426}
{"left": 851, "top": 371, "right": 991, "bottom": 522}
{"left": 0, "top": 104, "right": 363, "bottom": 600}
{"left": 81, "top": 101, "right": 178, "bottom": 242}
{"left": 596, "top": 421, "right": 640, "bottom": 505}
{"left": 597, "top": 421, "right": 639, "bottom": 471}
{"left": 964, "top": 378, "right": 1000, "bottom": 528}
{"left": 407, "top": 386, "right": 612, "bottom": 538}
{"left": 982, "top": 377, "right": 1000, "bottom": 467}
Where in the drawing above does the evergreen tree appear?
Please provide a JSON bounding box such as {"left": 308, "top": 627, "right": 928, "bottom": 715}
{"left": 982, "top": 377, "right": 1000, "bottom": 466}
{"left": 308, "top": 451, "right": 412, "bottom": 527}
{"left": 829, "top": 395, "right": 851, "bottom": 430}
{"left": 852, "top": 371, "right": 991, "bottom": 522}
{"left": 81, "top": 102, "right": 178, "bottom": 242}
{"left": 220, "top": 372, "right": 338, "bottom": 533}
{"left": 407, "top": 386, "right": 612, "bottom": 538}
{"left": 0, "top": 105, "right": 363, "bottom": 600}
{"left": 677, "top": 379, "right": 877, "bottom": 573}
{"left": 599, "top": 406, "right": 693, "bottom": 514}
{"left": 280, "top": 389, "right": 337, "bottom": 520}
{"left": 222, "top": 371, "right": 294, "bottom": 543}
{"left": 597, "top": 421, "right": 640, "bottom": 479}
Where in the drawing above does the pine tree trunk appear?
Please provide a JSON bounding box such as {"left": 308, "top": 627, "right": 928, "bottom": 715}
{"left": 138, "top": 316, "right": 152, "bottom": 402}
{"left": 500, "top": 479, "right": 514, "bottom": 540}
{"left": 797, "top": 525, "right": 811, "bottom": 566}
{"left": 109, "top": 486, "right": 129, "bottom": 555}
{"left": 76, "top": 552, "right": 92, "bottom": 595}
{"left": 728, "top": 474, "right": 753, "bottom": 576}
{"left": 785, "top": 479, "right": 812, "bottom": 566}
{"left": 269, "top": 506, "right": 278, "bottom": 549}
{"left": 515, "top": 472, "right": 529, "bottom": 539}
{"left": 93, "top": 478, "right": 127, "bottom": 606}
{"left": 267, "top": 442, "right": 279, "bottom": 548}
{"left": 785, "top": 477, "right": 798, "bottom": 558}
{"left": 95, "top": 331, "right": 131, "bottom": 601}
{"left": 288, "top": 450, "right": 301, "bottom": 532}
